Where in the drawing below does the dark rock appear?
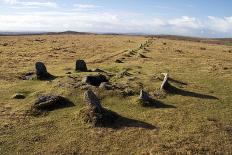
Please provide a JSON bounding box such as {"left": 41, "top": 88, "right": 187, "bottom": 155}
{"left": 75, "top": 60, "right": 87, "bottom": 72}
{"left": 84, "top": 89, "right": 103, "bottom": 112}
{"left": 139, "top": 90, "right": 150, "bottom": 101}
{"left": 12, "top": 93, "right": 26, "bottom": 99}
{"left": 115, "top": 59, "right": 123, "bottom": 63}
{"left": 33, "top": 95, "right": 73, "bottom": 111}
{"left": 82, "top": 74, "right": 108, "bottom": 86}
{"left": 35, "top": 62, "right": 50, "bottom": 80}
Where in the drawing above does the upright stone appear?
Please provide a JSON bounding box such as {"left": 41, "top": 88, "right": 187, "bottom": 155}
{"left": 35, "top": 62, "right": 48, "bottom": 79}
{"left": 84, "top": 89, "right": 103, "bottom": 112}
{"left": 160, "top": 73, "right": 170, "bottom": 90}
{"left": 76, "top": 60, "right": 87, "bottom": 72}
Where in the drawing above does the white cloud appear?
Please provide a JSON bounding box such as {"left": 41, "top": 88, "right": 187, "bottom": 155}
{"left": 3, "top": 0, "right": 58, "bottom": 8}
{"left": 0, "top": 9, "right": 232, "bottom": 37}
{"left": 74, "top": 4, "right": 100, "bottom": 9}
{"left": 207, "top": 16, "right": 232, "bottom": 33}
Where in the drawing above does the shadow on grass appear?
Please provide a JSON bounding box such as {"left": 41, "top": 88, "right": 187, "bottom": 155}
{"left": 113, "top": 115, "right": 157, "bottom": 130}
{"left": 37, "top": 72, "right": 57, "bottom": 81}
{"left": 147, "top": 99, "right": 176, "bottom": 108}
{"left": 138, "top": 98, "right": 176, "bottom": 109}
{"left": 165, "top": 84, "right": 218, "bottom": 100}
{"left": 168, "top": 77, "right": 188, "bottom": 86}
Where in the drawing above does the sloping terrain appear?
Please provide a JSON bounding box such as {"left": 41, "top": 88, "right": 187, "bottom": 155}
{"left": 0, "top": 34, "right": 231, "bottom": 154}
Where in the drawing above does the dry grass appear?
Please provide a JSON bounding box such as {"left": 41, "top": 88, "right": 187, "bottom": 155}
{"left": 0, "top": 34, "right": 232, "bottom": 155}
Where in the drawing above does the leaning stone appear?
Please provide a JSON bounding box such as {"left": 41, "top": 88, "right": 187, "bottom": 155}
{"left": 75, "top": 60, "right": 87, "bottom": 72}
{"left": 35, "top": 62, "right": 49, "bottom": 79}
{"left": 84, "top": 89, "right": 103, "bottom": 112}
{"left": 12, "top": 93, "right": 26, "bottom": 99}
{"left": 160, "top": 73, "right": 170, "bottom": 90}
{"left": 82, "top": 74, "right": 108, "bottom": 86}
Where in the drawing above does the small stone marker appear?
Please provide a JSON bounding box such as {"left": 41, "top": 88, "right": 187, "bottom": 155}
{"left": 84, "top": 89, "right": 103, "bottom": 112}
{"left": 75, "top": 60, "right": 87, "bottom": 72}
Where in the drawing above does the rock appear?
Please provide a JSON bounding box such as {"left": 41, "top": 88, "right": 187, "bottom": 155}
{"left": 75, "top": 60, "right": 87, "bottom": 72}
{"left": 160, "top": 73, "right": 170, "bottom": 90}
{"left": 138, "top": 53, "right": 147, "bottom": 58}
{"left": 84, "top": 89, "right": 103, "bottom": 112}
{"left": 121, "top": 88, "right": 135, "bottom": 97}
{"left": 99, "top": 82, "right": 112, "bottom": 90}
{"left": 35, "top": 62, "right": 49, "bottom": 79}
{"left": 116, "top": 70, "right": 132, "bottom": 78}
{"left": 115, "top": 59, "right": 123, "bottom": 63}
{"left": 82, "top": 74, "right": 108, "bottom": 86}
{"left": 33, "top": 95, "right": 72, "bottom": 111}
{"left": 139, "top": 90, "right": 150, "bottom": 101}
{"left": 19, "top": 71, "right": 34, "bottom": 80}
{"left": 12, "top": 93, "right": 26, "bottom": 99}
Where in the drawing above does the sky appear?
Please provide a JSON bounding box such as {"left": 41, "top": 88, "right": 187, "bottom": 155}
{"left": 0, "top": 0, "right": 232, "bottom": 37}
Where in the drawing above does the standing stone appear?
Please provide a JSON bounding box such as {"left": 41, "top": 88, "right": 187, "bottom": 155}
{"left": 84, "top": 90, "right": 103, "bottom": 112}
{"left": 76, "top": 60, "right": 87, "bottom": 72}
{"left": 35, "top": 62, "right": 48, "bottom": 79}
{"left": 160, "top": 73, "right": 170, "bottom": 90}
{"left": 139, "top": 90, "right": 150, "bottom": 101}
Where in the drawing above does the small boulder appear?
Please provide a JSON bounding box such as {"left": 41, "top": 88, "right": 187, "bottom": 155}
{"left": 75, "top": 60, "right": 87, "bottom": 72}
{"left": 82, "top": 74, "right": 108, "bottom": 86}
{"left": 33, "top": 95, "right": 73, "bottom": 111}
{"left": 12, "top": 93, "right": 26, "bottom": 99}
{"left": 99, "top": 82, "right": 112, "bottom": 90}
{"left": 115, "top": 59, "right": 123, "bottom": 63}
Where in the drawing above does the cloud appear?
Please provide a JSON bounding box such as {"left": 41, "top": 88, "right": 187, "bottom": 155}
{"left": 207, "top": 16, "right": 232, "bottom": 33}
{"left": 3, "top": 0, "right": 58, "bottom": 8}
{"left": 0, "top": 9, "right": 232, "bottom": 37}
{"left": 74, "top": 4, "right": 100, "bottom": 9}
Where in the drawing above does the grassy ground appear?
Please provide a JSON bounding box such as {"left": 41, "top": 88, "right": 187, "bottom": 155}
{"left": 0, "top": 34, "right": 232, "bottom": 155}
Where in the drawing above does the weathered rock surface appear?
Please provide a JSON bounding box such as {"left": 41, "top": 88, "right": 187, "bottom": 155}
{"left": 75, "top": 60, "right": 88, "bottom": 72}
{"left": 82, "top": 74, "right": 108, "bottom": 86}
{"left": 160, "top": 73, "right": 170, "bottom": 90}
{"left": 99, "top": 82, "right": 112, "bottom": 90}
{"left": 84, "top": 89, "right": 103, "bottom": 112}
{"left": 33, "top": 95, "right": 73, "bottom": 111}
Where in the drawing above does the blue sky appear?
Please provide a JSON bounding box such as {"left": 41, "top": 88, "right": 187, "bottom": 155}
{"left": 0, "top": 0, "right": 232, "bottom": 37}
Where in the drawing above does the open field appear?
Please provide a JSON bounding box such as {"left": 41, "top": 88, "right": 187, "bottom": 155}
{"left": 0, "top": 34, "right": 232, "bottom": 154}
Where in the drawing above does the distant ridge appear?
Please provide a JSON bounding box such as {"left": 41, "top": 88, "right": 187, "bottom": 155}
{"left": 0, "top": 31, "right": 231, "bottom": 46}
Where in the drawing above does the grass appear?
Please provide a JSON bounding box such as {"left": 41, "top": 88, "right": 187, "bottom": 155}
{"left": 0, "top": 34, "right": 232, "bottom": 154}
